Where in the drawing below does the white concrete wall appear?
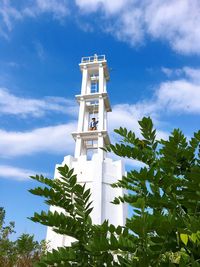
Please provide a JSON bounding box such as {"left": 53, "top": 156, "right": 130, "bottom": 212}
{"left": 46, "top": 155, "right": 127, "bottom": 249}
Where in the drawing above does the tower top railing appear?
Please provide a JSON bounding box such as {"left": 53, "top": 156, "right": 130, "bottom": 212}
{"left": 81, "top": 54, "right": 106, "bottom": 63}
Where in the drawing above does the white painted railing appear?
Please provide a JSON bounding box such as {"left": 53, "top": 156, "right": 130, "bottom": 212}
{"left": 81, "top": 54, "right": 105, "bottom": 63}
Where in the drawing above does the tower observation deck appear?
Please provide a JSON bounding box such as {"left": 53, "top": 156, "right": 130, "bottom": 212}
{"left": 46, "top": 54, "right": 127, "bottom": 249}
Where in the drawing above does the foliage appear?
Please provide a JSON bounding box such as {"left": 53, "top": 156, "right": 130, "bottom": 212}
{"left": 29, "top": 117, "right": 200, "bottom": 266}
{"left": 0, "top": 207, "right": 16, "bottom": 266}
{"left": 0, "top": 207, "right": 46, "bottom": 267}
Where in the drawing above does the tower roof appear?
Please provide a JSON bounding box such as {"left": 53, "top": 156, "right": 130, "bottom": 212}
{"left": 79, "top": 54, "right": 110, "bottom": 81}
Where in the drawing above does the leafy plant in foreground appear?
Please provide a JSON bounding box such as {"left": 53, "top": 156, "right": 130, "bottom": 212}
{"left": 29, "top": 117, "right": 200, "bottom": 266}
{"left": 0, "top": 207, "right": 16, "bottom": 266}
{"left": 0, "top": 207, "right": 46, "bottom": 267}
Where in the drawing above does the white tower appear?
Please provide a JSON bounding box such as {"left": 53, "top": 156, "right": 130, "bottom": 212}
{"left": 46, "top": 54, "right": 126, "bottom": 249}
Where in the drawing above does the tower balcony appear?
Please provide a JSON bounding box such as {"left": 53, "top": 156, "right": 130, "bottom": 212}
{"left": 81, "top": 54, "right": 106, "bottom": 63}
{"left": 75, "top": 92, "right": 112, "bottom": 112}
{"left": 79, "top": 54, "right": 110, "bottom": 81}
{"left": 72, "top": 130, "right": 110, "bottom": 146}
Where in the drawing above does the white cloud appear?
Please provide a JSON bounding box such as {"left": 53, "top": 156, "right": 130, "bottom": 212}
{"left": 36, "top": 0, "right": 68, "bottom": 17}
{"left": 30, "top": 0, "right": 69, "bottom": 21}
{"left": 1, "top": 66, "right": 199, "bottom": 159}
{"left": 0, "top": 0, "right": 22, "bottom": 30}
{"left": 156, "top": 80, "right": 200, "bottom": 114}
{"left": 75, "top": 0, "right": 200, "bottom": 55}
{"left": 76, "top": 0, "right": 129, "bottom": 14}
{"left": 1, "top": 1, "right": 200, "bottom": 54}
{"left": 114, "top": 67, "right": 200, "bottom": 118}
{"left": 161, "top": 67, "right": 173, "bottom": 77}
{"left": 145, "top": 0, "right": 200, "bottom": 54}
{"left": 108, "top": 102, "right": 169, "bottom": 145}
{"left": 0, "top": 165, "right": 39, "bottom": 181}
{"left": 161, "top": 67, "right": 183, "bottom": 77}
{"left": 109, "top": 104, "right": 140, "bottom": 132}
{"left": 0, "top": 0, "right": 22, "bottom": 38}
{"left": 0, "top": 0, "right": 69, "bottom": 38}
{"left": 0, "top": 100, "right": 168, "bottom": 159}
{"left": 107, "top": 105, "right": 169, "bottom": 169}
{"left": 107, "top": 7, "right": 144, "bottom": 45}
{"left": 108, "top": 66, "right": 200, "bottom": 138}
{"left": 0, "top": 88, "right": 78, "bottom": 117}
{"left": 156, "top": 129, "right": 169, "bottom": 141}
{"left": 183, "top": 67, "right": 200, "bottom": 83}
{"left": 109, "top": 101, "right": 159, "bottom": 134}
{"left": 0, "top": 122, "right": 76, "bottom": 157}
{"left": 158, "top": 66, "right": 200, "bottom": 114}
{"left": 162, "top": 66, "right": 200, "bottom": 82}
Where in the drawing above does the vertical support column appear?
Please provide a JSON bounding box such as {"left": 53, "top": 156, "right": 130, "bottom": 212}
{"left": 81, "top": 66, "right": 88, "bottom": 95}
{"left": 86, "top": 79, "right": 91, "bottom": 94}
{"left": 98, "top": 96, "right": 104, "bottom": 131}
{"left": 77, "top": 98, "right": 85, "bottom": 132}
{"left": 104, "top": 110, "right": 107, "bottom": 131}
{"left": 99, "top": 63, "right": 104, "bottom": 93}
{"left": 84, "top": 108, "right": 89, "bottom": 131}
{"left": 103, "top": 77, "right": 107, "bottom": 93}
{"left": 91, "top": 159, "right": 103, "bottom": 224}
{"left": 74, "top": 135, "right": 82, "bottom": 158}
{"left": 98, "top": 133, "right": 105, "bottom": 161}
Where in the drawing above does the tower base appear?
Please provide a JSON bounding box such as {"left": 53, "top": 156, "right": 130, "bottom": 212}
{"left": 46, "top": 154, "right": 127, "bottom": 250}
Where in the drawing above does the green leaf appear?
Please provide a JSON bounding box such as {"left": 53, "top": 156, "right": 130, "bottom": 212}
{"left": 180, "top": 233, "right": 188, "bottom": 245}
{"left": 28, "top": 117, "right": 200, "bottom": 266}
{"left": 116, "top": 226, "right": 122, "bottom": 235}
{"left": 110, "top": 234, "right": 118, "bottom": 248}
{"left": 189, "top": 233, "right": 197, "bottom": 243}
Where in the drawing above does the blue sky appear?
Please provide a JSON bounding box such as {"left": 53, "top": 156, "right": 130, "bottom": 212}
{"left": 0, "top": 0, "right": 200, "bottom": 241}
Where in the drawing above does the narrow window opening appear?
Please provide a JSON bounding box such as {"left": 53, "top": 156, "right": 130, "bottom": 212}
{"left": 88, "top": 101, "right": 99, "bottom": 131}
{"left": 91, "top": 82, "right": 99, "bottom": 93}
{"left": 86, "top": 148, "right": 97, "bottom": 160}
